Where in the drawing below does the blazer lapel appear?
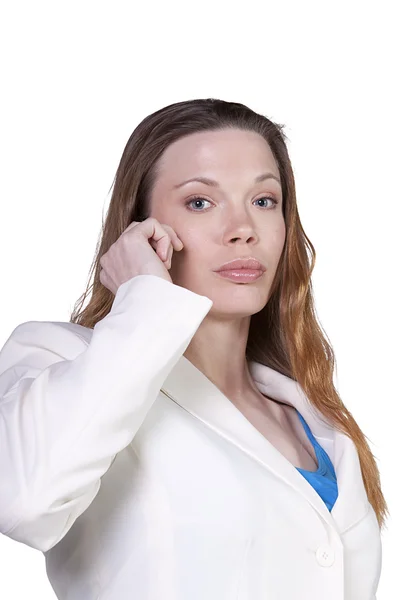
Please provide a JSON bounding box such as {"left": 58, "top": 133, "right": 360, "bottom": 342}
{"left": 161, "top": 355, "right": 371, "bottom": 535}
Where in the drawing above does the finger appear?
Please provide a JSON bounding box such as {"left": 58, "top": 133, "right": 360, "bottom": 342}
{"left": 173, "top": 237, "right": 183, "bottom": 251}
{"left": 160, "top": 238, "right": 172, "bottom": 261}
{"left": 162, "top": 224, "right": 184, "bottom": 249}
{"left": 124, "top": 221, "right": 141, "bottom": 234}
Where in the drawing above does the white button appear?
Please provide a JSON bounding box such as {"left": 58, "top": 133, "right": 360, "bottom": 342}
{"left": 315, "top": 544, "right": 335, "bottom": 567}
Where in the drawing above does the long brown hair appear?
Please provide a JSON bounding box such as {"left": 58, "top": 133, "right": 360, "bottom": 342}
{"left": 70, "top": 98, "right": 389, "bottom": 531}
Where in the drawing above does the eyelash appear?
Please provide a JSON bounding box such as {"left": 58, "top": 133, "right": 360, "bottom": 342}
{"left": 185, "top": 195, "right": 279, "bottom": 212}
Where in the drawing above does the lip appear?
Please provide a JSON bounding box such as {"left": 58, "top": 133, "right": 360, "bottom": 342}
{"left": 214, "top": 257, "right": 266, "bottom": 272}
{"left": 214, "top": 269, "right": 264, "bottom": 283}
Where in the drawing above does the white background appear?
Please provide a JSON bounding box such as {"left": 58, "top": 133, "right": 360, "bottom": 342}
{"left": 0, "top": 1, "right": 398, "bottom": 598}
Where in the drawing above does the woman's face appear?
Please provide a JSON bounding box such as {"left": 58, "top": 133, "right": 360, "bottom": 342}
{"left": 148, "top": 128, "right": 286, "bottom": 318}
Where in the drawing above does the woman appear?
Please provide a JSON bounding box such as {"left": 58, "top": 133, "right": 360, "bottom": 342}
{"left": 0, "top": 98, "right": 387, "bottom": 599}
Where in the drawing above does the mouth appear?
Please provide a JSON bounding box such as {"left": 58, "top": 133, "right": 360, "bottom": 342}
{"left": 214, "top": 269, "right": 264, "bottom": 283}
{"left": 214, "top": 257, "right": 266, "bottom": 272}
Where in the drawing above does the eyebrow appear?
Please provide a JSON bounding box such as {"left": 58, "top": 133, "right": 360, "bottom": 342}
{"left": 173, "top": 172, "right": 282, "bottom": 189}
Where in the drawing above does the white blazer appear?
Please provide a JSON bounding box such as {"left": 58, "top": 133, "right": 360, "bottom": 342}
{"left": 0, "top": 274, "right": 382, "bottom": 600}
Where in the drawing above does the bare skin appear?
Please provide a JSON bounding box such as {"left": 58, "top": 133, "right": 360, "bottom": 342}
{"left": 148, "top": 128, "right": 318, "bottom": 472}
{"left": 234, "top": 391, "right": 319, "bottom": 471}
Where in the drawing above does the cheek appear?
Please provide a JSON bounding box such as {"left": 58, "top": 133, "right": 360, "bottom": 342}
{"left": 169, "top": 223, "right": 204, "bottom": 250}
{"left": 268, "top": 223, "right": 286, "bottom": 255}
{"left": 171, "top": 230, "right": 214, "bottom": 276}
{"left": 178, "top": 226, "right": 208, "bottom": 251}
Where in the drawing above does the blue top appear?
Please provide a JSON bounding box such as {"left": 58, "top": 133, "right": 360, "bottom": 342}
{"left": 294, "top": 409, "right": 338, "bottom": 512}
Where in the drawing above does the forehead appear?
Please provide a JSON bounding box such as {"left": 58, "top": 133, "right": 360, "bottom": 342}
{"left": 156, "top": 129, "right": 279, "bottom": 182}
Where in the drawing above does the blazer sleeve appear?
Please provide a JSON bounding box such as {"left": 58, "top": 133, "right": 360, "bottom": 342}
{"left": 0, "top": 274, "right": 213, "bottom": 552}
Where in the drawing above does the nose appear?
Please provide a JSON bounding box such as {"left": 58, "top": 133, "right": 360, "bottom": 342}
{"left": 223, "top": 214, "right": 259, "bottom": 245}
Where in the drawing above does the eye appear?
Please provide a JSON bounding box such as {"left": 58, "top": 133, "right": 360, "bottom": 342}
{"left": 185, "top": 195, "right": 278, "bottom": 212}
